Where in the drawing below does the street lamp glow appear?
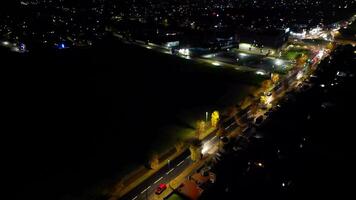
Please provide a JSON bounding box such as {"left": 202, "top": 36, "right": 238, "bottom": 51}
{"left": 296, "top": 71, "right": 303, "bottom": 80}
{"left": 317, "top": 50, "right": 324, "bottom": 59}
{"left": 265, "top": 95, "right": 273, "bottom": 104}
{"left": 212, "top": 62, "right": 220, "bottom": 66}
{"left": 201, "top": 143, "right": 212, "bottom": 154}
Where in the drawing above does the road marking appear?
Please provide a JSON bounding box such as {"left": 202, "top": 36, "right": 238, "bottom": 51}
{"left": 131, "top": 196, "right": 138, "bottom": 200}
{"left": 141, "top": 186, "right": 151, "bottom": 194}
{"left": 177, "top": 160, "right": 184, "bottom": 167}
{"left": 154, "top": 177, "right": 163, "bottom": 184}
{"left": 225, "top": 122, "right": 236, "bottom": 130}
{"left": 166, "top": 168, "right": 175, "bottom": 175}
{"left": 211, "top": 135, "right": 217, "bottom": 141}
{"left": 205, "top": 135, "right": 217, "bottom": 146}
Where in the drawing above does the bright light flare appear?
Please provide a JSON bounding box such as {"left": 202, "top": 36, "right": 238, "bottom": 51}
{"left": 201, "top": 143, "right": 212, "bottom": 154}
{"left": 178, "top": 48, "right": 190, "bottom": 56}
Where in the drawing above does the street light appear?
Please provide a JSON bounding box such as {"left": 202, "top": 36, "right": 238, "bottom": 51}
{"left": 205, "top": 111, "right": 209, "bottom": 122}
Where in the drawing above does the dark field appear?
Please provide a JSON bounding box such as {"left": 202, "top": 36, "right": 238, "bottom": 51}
{"left": 2, "top": 36, "right": 265, "bottom": 199}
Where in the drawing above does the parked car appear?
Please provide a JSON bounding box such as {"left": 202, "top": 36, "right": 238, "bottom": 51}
{"left": 155, "top": 184, "right": 167, "bottom": 195}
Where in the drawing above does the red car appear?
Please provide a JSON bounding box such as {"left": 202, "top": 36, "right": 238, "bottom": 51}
{"left": 155, "top": 183, "right": 167, "bottom": 195}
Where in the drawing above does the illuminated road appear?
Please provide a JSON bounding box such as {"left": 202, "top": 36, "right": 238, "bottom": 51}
{"left": 119, "top": 133, "right": 220, "bottom": 200}
{"left": 114, "top": 28, "right": 332, "bottom": 200}
{"left": 118, "top": 62, "right": 325, "bottom": 200}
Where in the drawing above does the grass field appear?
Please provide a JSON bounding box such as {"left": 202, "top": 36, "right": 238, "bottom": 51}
{"left": 282, "top": 48, "right": 310, "bottom": 60}
{"left": 5, "top": 36, "right": 266, "bottom": 200}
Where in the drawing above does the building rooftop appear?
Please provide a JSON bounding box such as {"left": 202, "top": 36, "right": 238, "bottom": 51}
{"left": 176, "top": 180, "right": 203, "bottom": 200}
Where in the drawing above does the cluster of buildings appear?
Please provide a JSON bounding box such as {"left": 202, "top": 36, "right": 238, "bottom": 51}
{"left": 165, "top": 167, "right": 216, "bottom": 200}
{"left": 0, "top": 0, "right": 354, "bottom": 52}
{"left": 110, "top": 0, "right": 354, "bottom": 58}
{"left": 0, "top": 0, "right": 108, "bottom": 51}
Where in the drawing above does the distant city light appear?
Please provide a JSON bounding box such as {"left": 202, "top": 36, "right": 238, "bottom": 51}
{"left": 239, "top": 52, "right": 248, "bottom": 58}
{"left": 309, "top": 26, "right": 322, "bottom": 35}
{"left": 11, "top": 46, "right": 20, "bottom": 52}
{"left": 1, "top": 41, "right": 10, "bottom": 46}
{"left": 178, "top": 48, "right": 190, "bottom": 56}
{"left": 58, "top": 43, "right": 66, "bottom": 49}
{"left": 19, "top": 43, "right": 26, "bottom": 52}
{"left": 239, "top": 43, "right": 251, "bottom": 50}
{"left": 202, "top": 54, "right": 215, "bottom": 58}
{"left": 256, "top": 70, "right": 266, "bottom": 75}
{"left": 275, "top": 59, "right": 283, "bottom": 65}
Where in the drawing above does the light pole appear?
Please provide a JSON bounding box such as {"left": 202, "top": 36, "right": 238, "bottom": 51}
{"left": 205, "top": 111, "right": 209, "bottom": 123}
